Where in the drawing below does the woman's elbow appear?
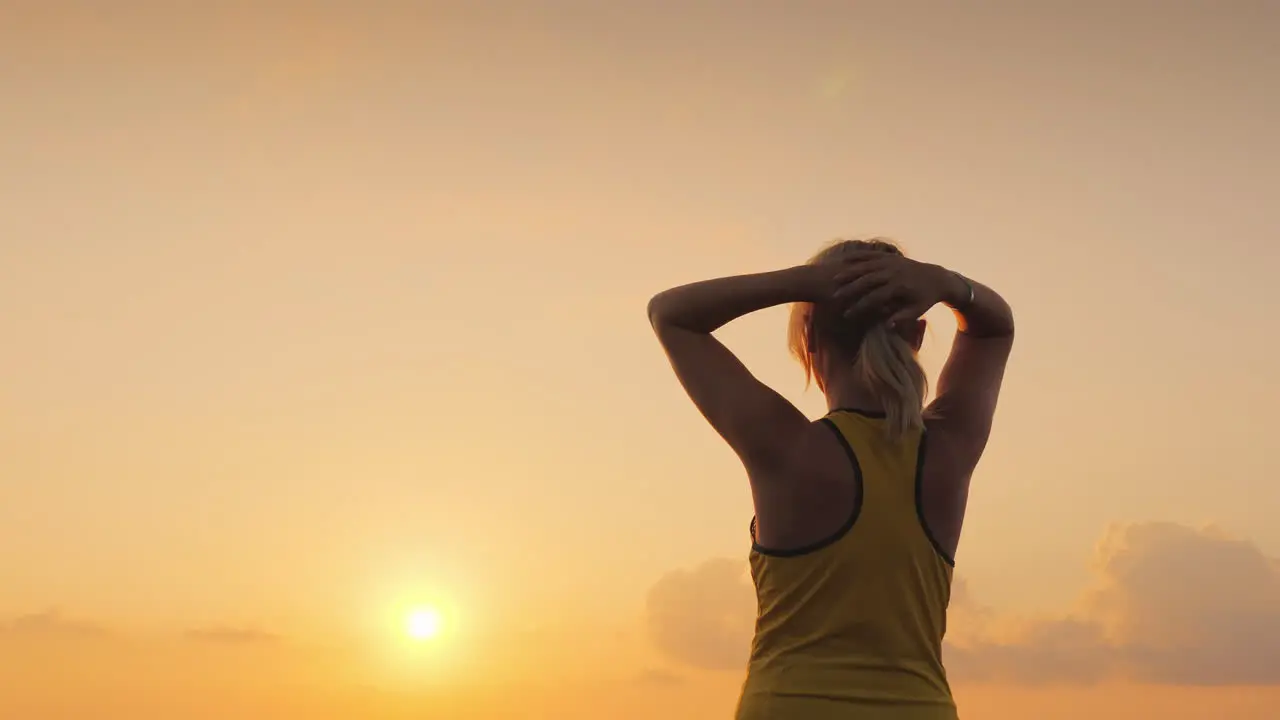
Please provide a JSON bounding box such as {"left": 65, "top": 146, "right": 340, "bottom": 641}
{"left": 646, "top": 292, "right": 669, "bottom": 328}
{"left": 999, "top": 299, "right": 1016, "bottom": 338}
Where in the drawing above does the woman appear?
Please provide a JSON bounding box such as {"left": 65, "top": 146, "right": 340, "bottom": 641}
{"left": 647, "top": 239, "right": 1014, "bottom": 719}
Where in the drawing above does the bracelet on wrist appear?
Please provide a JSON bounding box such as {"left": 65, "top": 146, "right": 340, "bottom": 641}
{"left": 953, "top": 272, "right": 975, "bottom": 310}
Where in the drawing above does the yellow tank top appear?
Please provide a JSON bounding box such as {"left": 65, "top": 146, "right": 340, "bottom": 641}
{"left": 736, "top": 410, "right": 956, "bottom": 720}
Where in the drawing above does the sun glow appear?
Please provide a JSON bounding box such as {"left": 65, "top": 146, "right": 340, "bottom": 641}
{"left": 405, "top": 606, "right": 444, "bottom": 641}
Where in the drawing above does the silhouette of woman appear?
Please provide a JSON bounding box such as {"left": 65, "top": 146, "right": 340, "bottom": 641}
{"left": 648, "top": 238, "right": 1015, "bottom": 719}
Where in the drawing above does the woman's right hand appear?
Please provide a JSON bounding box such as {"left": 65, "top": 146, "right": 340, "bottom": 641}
{"left": 829, "top": 252, "right": 969, "bottom": 326}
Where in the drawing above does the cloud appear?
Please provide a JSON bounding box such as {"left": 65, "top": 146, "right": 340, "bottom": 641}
{"left": 0, "top": 612, "right": 287, "bottom": 653}
{"left": 951, "top": 522, "right": 1280, "bottom": 685}
{"left": 644, "top": 557, "right": 756, "bottom": 671}
{"left": 184, "top": 626, "right": 281, "bottom": 646}
{"left": 645, "top": 522, "right": 1280, "bottom": 685}
{"left": 0, "top": 609, "right": 109, "bottom": 640}
{"left": 635, "top": 668, "right": 687, "bottom": 686}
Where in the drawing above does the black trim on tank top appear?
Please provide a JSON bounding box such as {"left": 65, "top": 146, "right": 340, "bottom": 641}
{"left": 750, "top": 418, "right": 863, "bottom": 557}
{"left": 913, "top": 429, "right": 956, "bottom": 567}
{"left": 831, "top": 407, "right": 886, "bottom": 419}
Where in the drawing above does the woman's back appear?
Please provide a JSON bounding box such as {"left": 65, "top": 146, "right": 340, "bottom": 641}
{"left": 738, "top": 411, "right": 955, "bottom": 720}
{"left": 648, "top": 238, "right": 1014, "bottom": 719}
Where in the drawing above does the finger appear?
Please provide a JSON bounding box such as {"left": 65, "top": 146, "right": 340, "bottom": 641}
{"left": 832, "top": 271, "right": 891, "bottom": 300}
{"left": 833, "top": 255, "right": 889, "bottom": 280}
{"left": 840, "top": 249, "right": 894, "bottom": 264}
{"left": 886, "top": 304, "right": 927, "bottom": 328}
{"left": 844, "top": 283, "right": 902, "bottom": 318}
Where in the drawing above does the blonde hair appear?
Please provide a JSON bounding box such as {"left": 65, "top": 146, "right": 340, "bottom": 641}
{"left": 787, "top": 238, "right": 928, "bottom": 440}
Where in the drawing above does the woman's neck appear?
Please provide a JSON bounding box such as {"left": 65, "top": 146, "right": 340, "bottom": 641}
{"left": 822, "top": 376, "right": 885, "bottom": 415}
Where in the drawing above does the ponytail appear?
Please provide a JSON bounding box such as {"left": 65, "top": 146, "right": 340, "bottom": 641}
{"left": 853, "top": 325, "right": 928, "bottom": 440}
{"left": 787, "top": 237, "right": 928, "bottom": 441}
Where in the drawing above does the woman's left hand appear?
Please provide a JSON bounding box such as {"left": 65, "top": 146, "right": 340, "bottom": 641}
{"left": 831, "top": 252, "right": 965, "bottom": 326}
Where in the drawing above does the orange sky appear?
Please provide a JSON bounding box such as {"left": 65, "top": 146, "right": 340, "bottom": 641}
{"left": 3, "top": 1, "right": 1279, "bottom": 718}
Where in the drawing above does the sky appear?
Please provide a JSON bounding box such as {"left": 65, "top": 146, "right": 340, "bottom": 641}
{"left": 2, "top": 1, "right": 1279, "bottom": 717}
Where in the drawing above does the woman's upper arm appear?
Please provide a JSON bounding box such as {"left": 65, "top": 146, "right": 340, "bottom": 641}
{"left": 653, "top": 323, "right": 812, "bottom": 472}
{"left": 925, "top": 330, "right": 1014, "bottom": 470}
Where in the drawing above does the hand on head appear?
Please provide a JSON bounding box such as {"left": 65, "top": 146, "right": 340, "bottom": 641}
{"left": 826, "top": 250, "right": 957, "bottom": 329}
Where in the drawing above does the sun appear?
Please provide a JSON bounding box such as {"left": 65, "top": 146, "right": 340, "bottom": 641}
{"left": 405, "top": 607, "right": 443, "bottom": 641}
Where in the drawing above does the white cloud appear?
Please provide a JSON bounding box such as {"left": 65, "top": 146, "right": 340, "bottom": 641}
{"left": 644, "top": 557, "right": 755, "bottom": 671}
{"left": 646, "top": 522, "right": 1280, "bottom": 685}
{"left": 0, "top": 609, "right": 109, "bottom": 640}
